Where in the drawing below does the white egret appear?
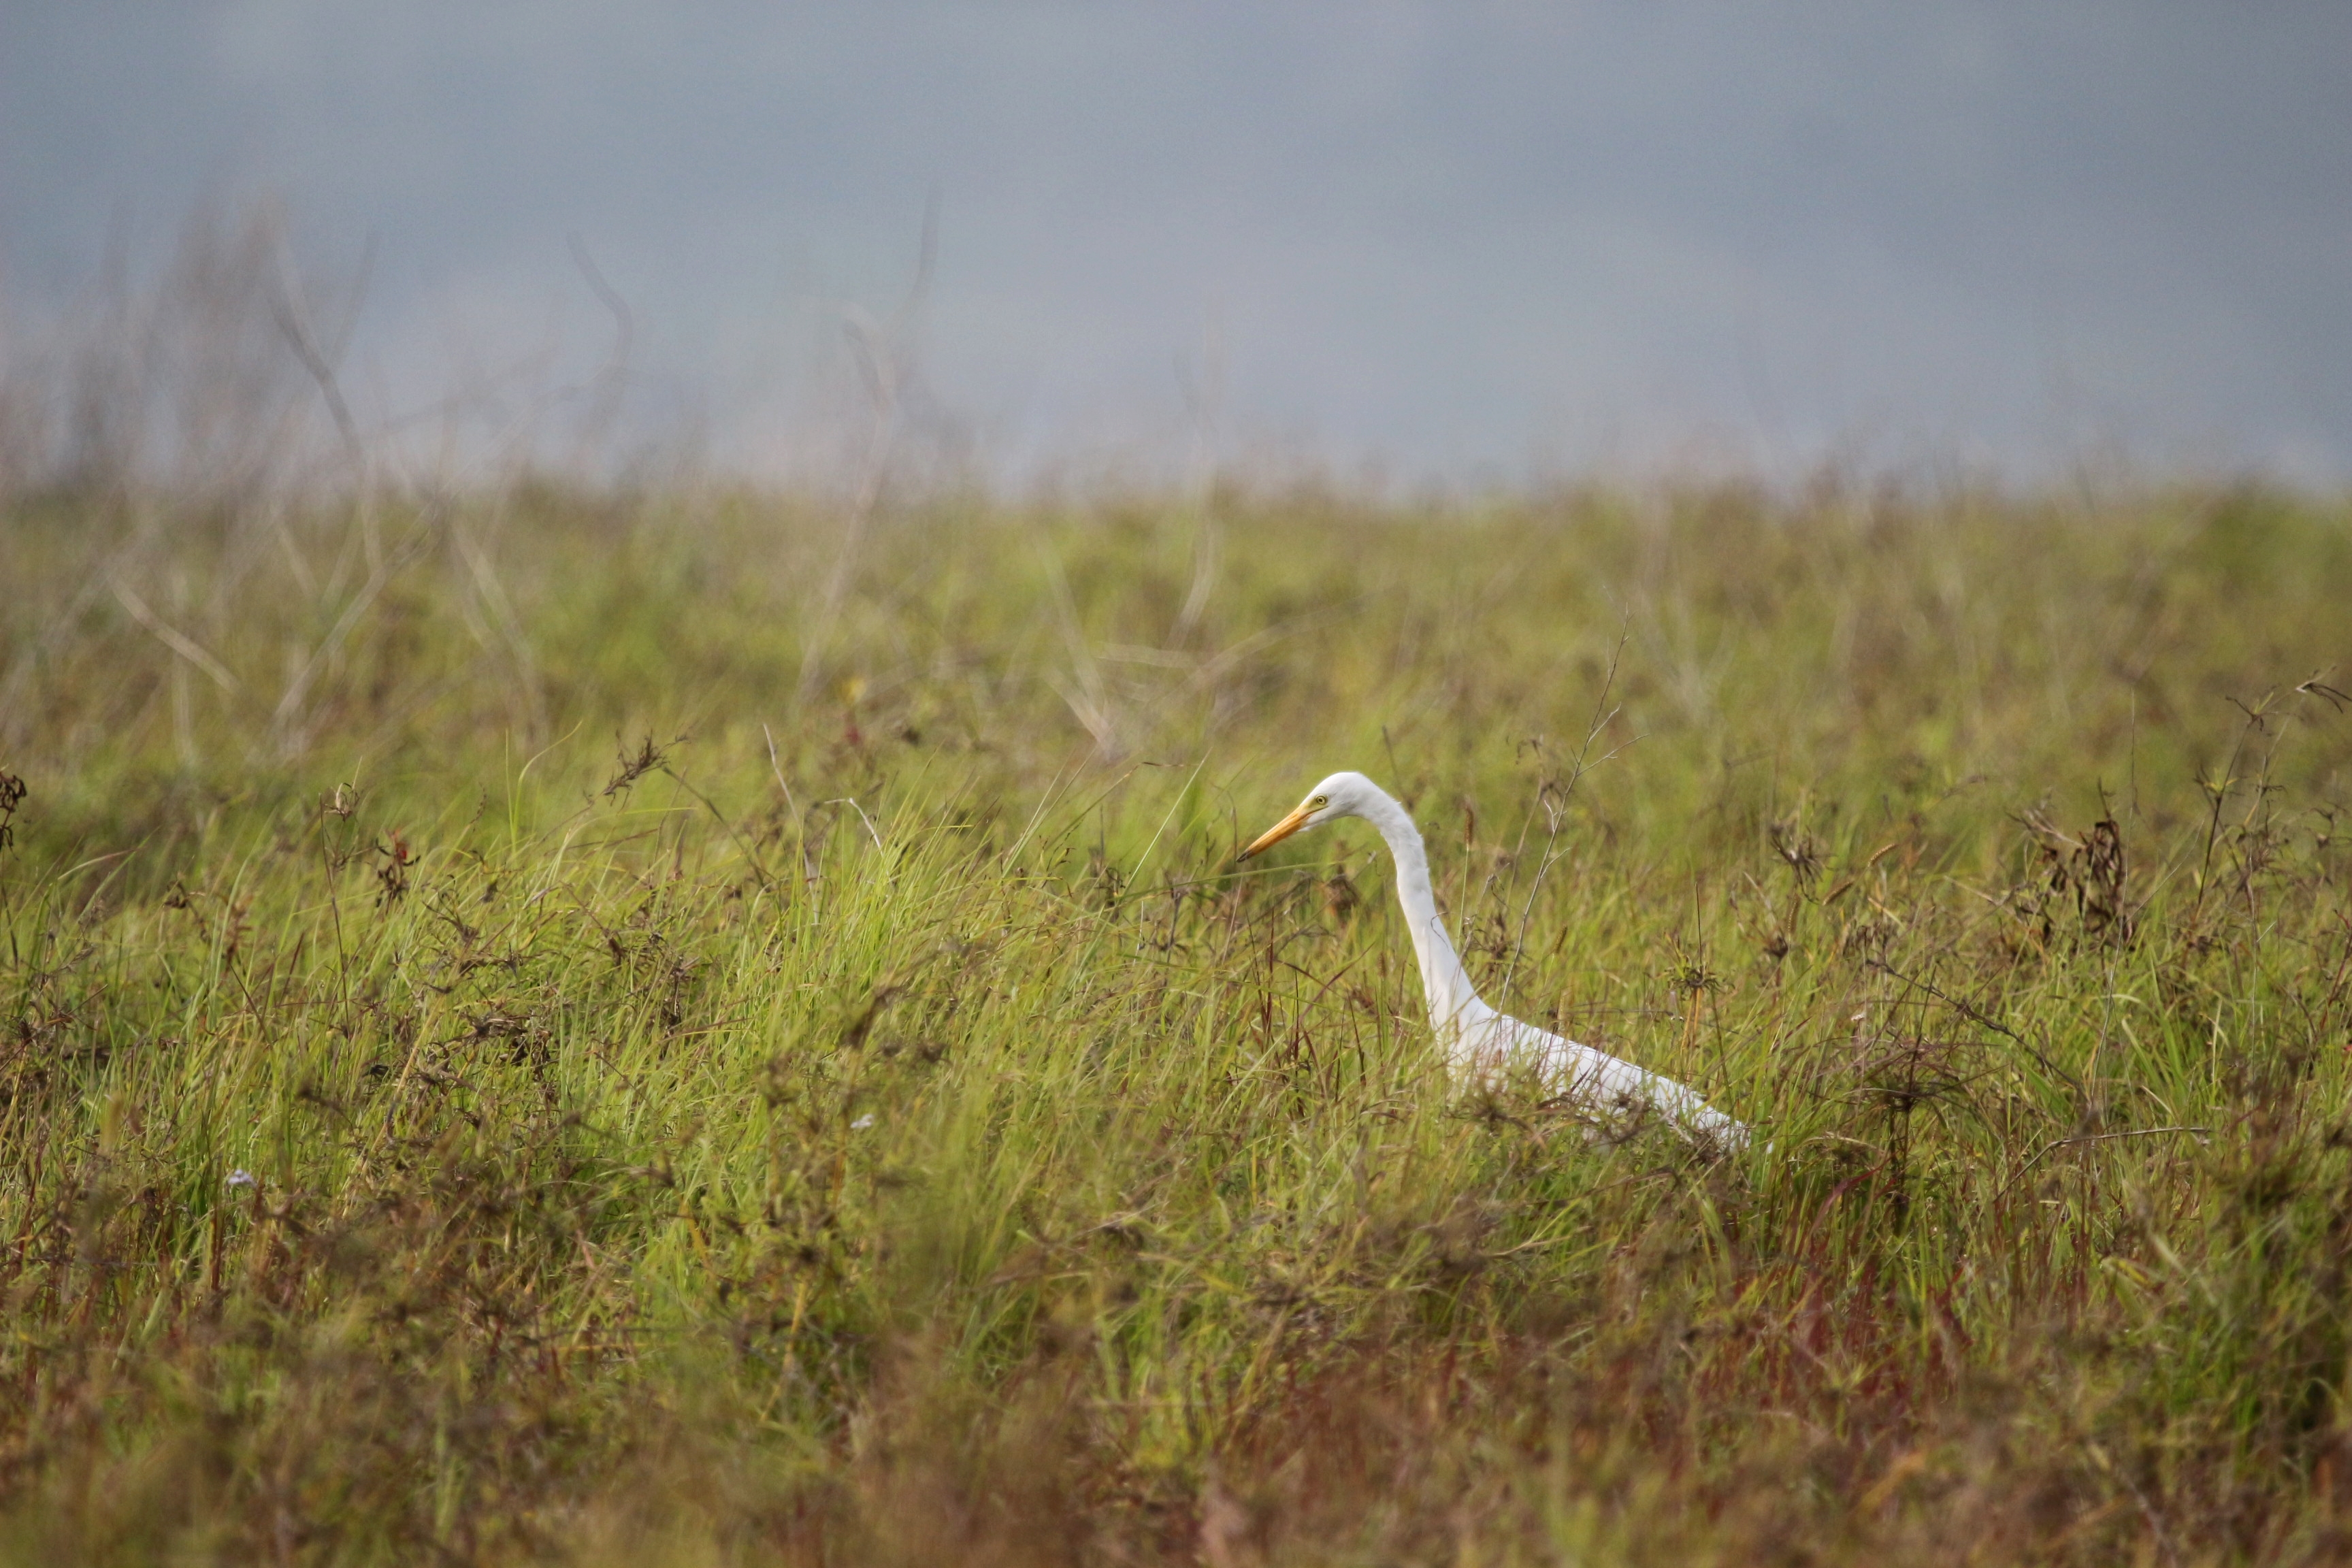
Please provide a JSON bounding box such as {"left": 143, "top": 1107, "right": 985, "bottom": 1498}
{"left": 1239, "top": 771, "right": 1746, "bottom": 1145}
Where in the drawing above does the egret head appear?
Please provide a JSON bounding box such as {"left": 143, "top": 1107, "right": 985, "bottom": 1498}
{"left": 1236, "top": 770, "right": 1385, "bottom": 860}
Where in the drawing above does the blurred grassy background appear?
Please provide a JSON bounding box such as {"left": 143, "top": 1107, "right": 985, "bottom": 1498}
{"left": 1, "top": 476, "right": 2349, "bottom": 1564}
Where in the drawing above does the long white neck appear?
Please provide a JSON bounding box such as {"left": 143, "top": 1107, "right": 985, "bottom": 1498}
{"left": 1356, "top": 787, "right": 1489, "bottom": 1043}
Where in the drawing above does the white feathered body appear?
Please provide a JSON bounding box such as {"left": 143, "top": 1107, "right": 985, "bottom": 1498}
{"left": 1270, "top": 772, "right": 1745, "bottom": 1145}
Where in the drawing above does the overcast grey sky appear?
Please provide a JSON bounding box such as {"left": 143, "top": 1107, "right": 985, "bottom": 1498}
{"left": 5, "top": 3, "right": 2349, "bottom": 484}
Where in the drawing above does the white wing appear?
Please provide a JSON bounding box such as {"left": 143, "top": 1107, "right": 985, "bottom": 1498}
{"left": 1456, "top": 1006, "right": 1748, "bottom": 1145}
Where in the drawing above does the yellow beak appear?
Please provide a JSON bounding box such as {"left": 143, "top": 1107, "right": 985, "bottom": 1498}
{"left": 1237, "top": 802, "right": 1315, "bottom": 861}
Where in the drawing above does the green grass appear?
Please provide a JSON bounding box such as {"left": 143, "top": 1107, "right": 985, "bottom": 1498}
{"left": 2, "top": 477, "right": 2350, "bottom": 1564}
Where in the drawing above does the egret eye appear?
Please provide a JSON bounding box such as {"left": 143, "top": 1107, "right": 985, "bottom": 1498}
{"left": 1307, "top": 796, "right": 1328, "bottom": 811}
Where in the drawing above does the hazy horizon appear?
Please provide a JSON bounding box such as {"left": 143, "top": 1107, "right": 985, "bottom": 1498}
{"left": 5, "top": 4, "right": 2349, "bottom": 489}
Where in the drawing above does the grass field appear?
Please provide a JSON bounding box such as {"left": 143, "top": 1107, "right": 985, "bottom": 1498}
{"left": 2, "top": 476, "right": 2350, "bottom": 1564}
